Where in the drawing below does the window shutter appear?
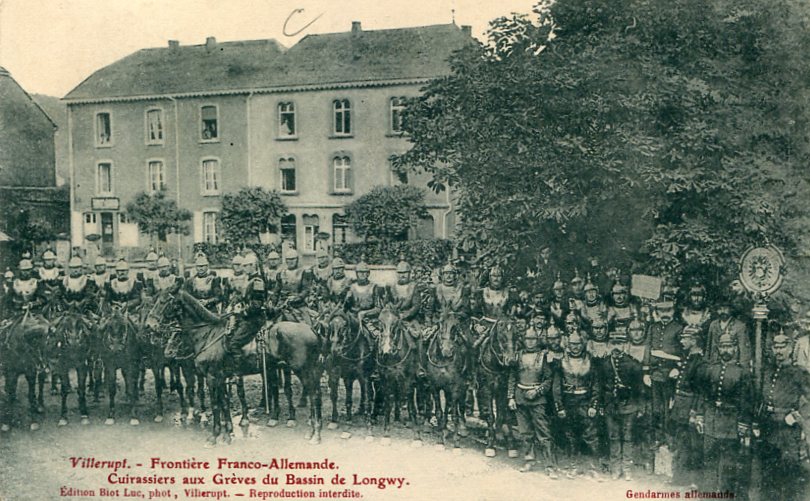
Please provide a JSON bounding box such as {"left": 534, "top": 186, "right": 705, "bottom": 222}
{"left": 193, "top": 211, "right": 203, "bottom": 243}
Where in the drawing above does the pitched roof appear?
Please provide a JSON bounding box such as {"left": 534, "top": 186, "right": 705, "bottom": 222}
{"left": 64, "top": 24, "right": 471, "bottom": 101}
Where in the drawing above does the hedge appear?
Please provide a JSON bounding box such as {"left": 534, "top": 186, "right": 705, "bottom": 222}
{"left": 334, "top": 239, "right": 454, "bottom": 268}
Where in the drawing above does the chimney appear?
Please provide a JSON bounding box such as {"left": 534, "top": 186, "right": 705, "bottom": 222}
{"left": 168, "top": 40, "right": 179, "bottom": 51}
{"left": 351, "top": 21, "right": 362, "bottom": 35}
{"left": 205, "top": 36, "right": 217, "bottom": 51}
{"left": 461, "top": 25, "right": 472, "bottom": 37}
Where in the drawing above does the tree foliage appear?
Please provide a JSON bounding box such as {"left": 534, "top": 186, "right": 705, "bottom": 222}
{"left": 395, "top": 0, "right": 810, "bottom": 291}
{"left": 125, "top": 190, "right": 192, "bottom": 242}
{"left": 0, "top": 187, "right": 68, "bottom": 256}
{"left": 344, "top": 185, "right": 429, "bottom": 242}
{"left": 219, "top": 187, "right": 288, "bottom": 246}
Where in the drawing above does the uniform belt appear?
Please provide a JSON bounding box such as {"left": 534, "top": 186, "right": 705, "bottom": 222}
{"left": 563, "top": 389, "right": 588, "bottom": 395}
{"left": 714, "top": 401, "right": 737, "bottom": 410}
{"left": 517, "top": 383, "right": 542, "bottom": 390}
{"left": 675, "top": 390, "right": 694, "bottom": 397}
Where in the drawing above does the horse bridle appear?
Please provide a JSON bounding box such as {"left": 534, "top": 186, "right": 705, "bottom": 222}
{"left": 332, "top": 317, "right": 370, "bottom": 362}
{"left": 427, "top": 315, "right": 464, "bottom": 368}
{"left": 373, "top": 316, "right": 413, "bottom": 369}
{"left": 477, "top": 320, "right": 514, "bottom": 374}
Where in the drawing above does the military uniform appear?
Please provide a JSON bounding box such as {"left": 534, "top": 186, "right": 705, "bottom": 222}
{"left": 647, "top": 309, "right": 684, "bottom": 448}
{"left": 557, "top": 333, "right": 601, "bottom": 471}
{"left": 669, "top": 335, "right": 704, "bottom": 487}
{"left": 508, "top": 335, "right": 559, "bottom": 473}
{"left": 695, "top": 341, "right": 753, "bottom": 497}
{"left": 60, "top": 270, "right": 98, "bottom": 314}
{"left": 273, "top": 255, "right": 316, "bottom": 323}
{"left": 601, "top": 331, "right": 644, "bottom": 479}
{"left": 756, "top": 337, "right": 810, "bottom": 500}
{"left": 38, "top": 262, "right": 63, "bottom": 319}
{"left": 706, "top": 316, "right": 751, "bottom": 367}
{"left": 184, "top": 269, "right": 223, "bottom": 314}
{"left": 3, "top": 265, "right": 46, "bottom": 324}
{"left": 384, "top": 277, "right": 422, "bottom": 324}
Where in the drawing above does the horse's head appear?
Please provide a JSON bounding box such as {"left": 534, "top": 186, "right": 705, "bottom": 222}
{"left": 376, "top": 307, "right": 403, "bottom": 356}
{"left": 493, "top": 319, "right": 517, "bottom": 367}
{"left": 327, "top": 315, "right": 349, "bottom": 355}
{"left": 104, "top": 305, "right": 132, "bottom": 352}
{"left": 437, "top": 310, "right": 462, "bottom": 358}
{"left": 144, "top": 291, "right": 177, "bottom": 332}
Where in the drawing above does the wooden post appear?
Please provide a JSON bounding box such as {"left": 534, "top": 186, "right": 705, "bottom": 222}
{"left": 752, "top": 301, "right": 769, "bottom": 392}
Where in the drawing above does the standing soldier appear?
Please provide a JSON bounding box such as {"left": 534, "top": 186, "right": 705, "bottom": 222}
{"left": 311, "top": 248, "right": 332, "bottom": 286}
{"left": 569, "top": 270, "right": 586, "bottom": 314}
{"left": 557, "top": 331, "right": 602, "bottom": 479}
{"left": 601, "top": 327, "right": 644, "bottom": 481}
{"left": 587, "top": 318, "right": 612, "bottom": 360}
{"left": 755, "top": 333, "right": 810, "bottom": 500}
{"left": 695, "top": 332, "right": 753, "bottom": 497}
{"left": 184, "top": 253, "right": 223, "bottom": 314}
{"left": 273, "top": 249, "right": 315, "bottom": 323}
{"left": 549, "top": 273, "right": 569, "bottom": 329}
{"left": 607, "top": 282, "right": 638, "bottom": 334}
{"left": 680, "top": 284, "right": 712, "bottom": 343}
{"left": 507, "top": 326, "right": 560, "bottom": 476}
{"left": 669, "top": 325, "right": 704, "bottom": 488}
{"left": 706, "top": 297, "right": 751, "bottom": 367}
{"left": 581, "top": 274, "right": 608, "bottom": 329}
{"left": 646, "top": 300, "right": 684, "bottom": 451}
{"left": 626, "top": 318, "right": 653, "bottom": 472}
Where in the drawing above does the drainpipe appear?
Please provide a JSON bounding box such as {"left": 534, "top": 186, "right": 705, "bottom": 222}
{"left": 246, "top": 92, "right": 254, "bottom": 186}
{"left": 168, "top": 96, "right": 183, "bottom": 274}
{"left": 67, "top": 105, "right": 75, "bottom": 246}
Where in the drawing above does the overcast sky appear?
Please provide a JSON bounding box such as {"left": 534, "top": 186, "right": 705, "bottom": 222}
{"left": 0, "top": 0, "right": 538, "bottom": 97}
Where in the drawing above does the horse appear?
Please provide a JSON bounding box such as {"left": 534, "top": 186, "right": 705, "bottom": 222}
{"left": 424, "top": 309, "right": 471, "bottom": 449}
{"left": 368, "top": 307, "right": 423, "bottom": 445}
{"left": 47, "top": 300, "right": 95, "bottom": 426}
{"left": 257, "top": 316, "right": 323, "bottom": 443}
{"left": 97, "top": 301, "right": 142, "bottom": 425}
{"left": 1, "top": 309, "right": 48, "bottom": 431}
{"left": 324, "top": 311, "right": 372, "bottom": 436}
{"left": 471, "top": 316, "right": 518, "bottom": 457}
{"left": 145, "top": 290, "right": 267, "bottom": 444}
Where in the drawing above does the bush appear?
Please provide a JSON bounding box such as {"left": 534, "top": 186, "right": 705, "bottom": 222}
{"left": 192, "top": 242, "right": 282, "bottom": 267}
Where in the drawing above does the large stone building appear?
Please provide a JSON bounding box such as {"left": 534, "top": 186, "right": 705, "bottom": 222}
{"left": 64, "top": 22, "right": 471, "bottom": 259}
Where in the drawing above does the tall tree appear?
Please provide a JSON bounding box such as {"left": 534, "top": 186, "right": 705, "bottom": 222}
{"left": 219, "top": 187, "right": 288, "bottom": 246}
{"left": 396, "top": 0, "right": 810, "bottom": 289}
{"left": 344, "top": 185, "right": 429, "bottom": 242}
{"left": 125, "top": 190, "right": 192, "bottom": 243}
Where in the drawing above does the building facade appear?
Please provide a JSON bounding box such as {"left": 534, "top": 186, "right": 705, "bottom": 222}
{"left": 64, "top": 23, "right": 471, "bottom": 260}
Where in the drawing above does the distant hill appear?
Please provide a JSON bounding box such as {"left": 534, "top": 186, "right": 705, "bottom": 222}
{"left": 32, "top": 94, "right": 68, "bottom": 186}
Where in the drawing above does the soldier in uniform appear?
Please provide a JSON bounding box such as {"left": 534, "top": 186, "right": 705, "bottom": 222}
{"left": 601, "top": 327, "right": 644, "bottom": 481}
{"left": 273, "top": 249, "right": 316, "bottom": 323}
{"left": 706, "top": 297, "right": 751, "bottom": 367}
{"left": 507, "top": 326, "right": 560, "bottom": 476}
{"left": 263, "top": 250, "right": 283, "bottom": 283}
{"left": 184, "top": 253, "right": 223, "bottom": 314}
{"left": 345, "top": 260, "right": 381, "bottom": 329}
{"left": 311, "top": 248, "right": 332, "bottom": 286}
{"left": 2, "top": 268, "right": 13, "bottom": 295}
{"left": 383, "top": 257, "right": 422, "bottom": 327}
{"left": 60, "top": 256, "right": 98, "bottom": 312}
{"left": 557, "top": 331, "right": 601, "bottom": 479}
{"left": 2, "top": 258, "right": 46, "bottom": 328}
{"left": 104, "top": 259, "right": 143, "bottom": 311}
{"left": 90, "top": 256, "right": 110, "bottom": 292}
{"left": 581, "top": 273, "right": 608, "bottom": 329}
{"left": 626, "top": 318, "right": 653, "bottom": 472}
{"left": 225, "top": 255, "right": 248, "bottom": 305}
{"left": 680, "top": 284, "right": 712, "bottom": 343}
{"left": 139, "top": 251, "right": 159, "bottom": 289}
{"left": 472, "top": 265, "right": 517, "bottom": 330}
{"left": 669, "top": 325, "right": 704, "bottom": 488}
{"left": 545, "top": 323, "right": 565, "bottom": 365}
{"left": 569, "top": 270, "right": 586, "bottom": 314}
{"left": 323, "top": 258, "right": 352, "bottom": 307}
{"left": 38, "top": 248, "right": 63, "bottom": 319}
{"left": 646, "top": 300, "right": 685, "bottom": 450}
{"left": 587, "top": 318, "right": 611, "bottom": 360}
{"left": 225, "top": 253, "right": 266, "bottom": 362}
{"left": 433, "top": 263, "right": 470, "bottom": 320}
{"left": 549, "top": 273, "right": 569, "bottom": 329}
{"left": 695, "top": 332, "right": 753, "bottom": 497}
{"left": 149, "top": 256, "right": 183, "bottom": 295}
{"left": 607, "top": 282, "right": 638, "bottom": 334}
{"left": 755, "top": 333, "right": 810, "bottom": 500}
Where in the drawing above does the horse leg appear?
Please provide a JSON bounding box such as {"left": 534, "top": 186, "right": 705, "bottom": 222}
{"left": 105, "top": 366, "right": 117, "bottom": 425}
{"left": 497, "top": 378, "right": 518, "bottom": 458}
{"left": 236, "top": 377, "right": 249, "bottom": 429}
{"left": 266, "top": 364, "right": 280, "bottom": 427}
{"left": 284, "top": 367, "right": 295, "bottom": 426}
{"left": 221, "top": 377, "right": 234, "bottom": 444}
{"left": 327, "top": 371, "right": 339, "bottom": 428}
{"left": 92, "top": 358, "right": 102, "bottom": 402}
{"left": 26, "top": 370, "right": 40, "bottom": 430}
{"left": 124, "top": 365, "right": 140, "bottom": 426}
{"left": 138, "top": 362, "right": 146, "bottom": 392}
{"left": 206, "top": 373, "right": 219, "bottom": 444}
{"left": 197, "top": 368, "right": 207, "bottom": 413}
{"left": 59, "top": 364, "right": 70, "bottom": 426}
{"left": 77, "top": 362, "right": 89, "bottom": 425}
{"left": 480, "top": 381, "right": 496, "bottom": 457}
{"left": 152, "top": 359, "right": 165, "bottom": 423}
{"left": 2, "top": 370, "right": 18, "bottom": 431}
{"left": 344, "top": 376, "right": 354, "bottom": 423}
{"left": 36, "top": 369, "right": 46, "bottom": 412}
{"left": 182, "top": 363, "right": 195, "bottom": 423}
{"left": 449, "top": 386, "right": 461, "bottom": 450}
{"left": 307, "top": 372, "right": 322, "bottom": 444}
{"left": 407, "top": 381, "right": 421, "bottom": 444}
{"left": 50, "top": 371, "right": 59, "bottom": 395}
{"left": 435, "top": 387, "right": 447, "bottom": 447}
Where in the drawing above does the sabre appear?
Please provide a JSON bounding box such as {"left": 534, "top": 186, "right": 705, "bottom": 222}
{"left": 259, "top": 333, "right": 270, "bottom": 416}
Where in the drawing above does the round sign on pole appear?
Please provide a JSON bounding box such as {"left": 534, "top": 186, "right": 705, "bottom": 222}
{"left": 738, "top": 245, "right": 785, "bottom": 297}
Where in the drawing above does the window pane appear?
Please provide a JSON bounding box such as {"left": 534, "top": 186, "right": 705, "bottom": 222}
{"left": 203, "top": 212, "right": 218, "bottom": 244}
{"left": 202, "top": 160, "right": 219, "bottom": 193}
{"left": 201, "top": 106, "right": 218, "bottom": 139}
{"left": 97, "top": 113, "right": 111, "bottom": 145}
{"left": 147, "top": 110, "right": 163, "bottom": 142}
{"left": 149, "top": 161, "right": 165, "bottom": 191}
{"left": 281, "top": 169, "right": 296, "bottom": 191}
{"left": 281, "top": 214, "right": 297, "bottom": 247}
{"left": 98, "top": 163, "right": 112, "bottom": 193}
{"left": 279, "top": 102, "right": 296, "bottom": 136}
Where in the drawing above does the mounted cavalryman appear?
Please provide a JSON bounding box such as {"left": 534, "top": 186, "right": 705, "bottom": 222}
{"left": 184, "top": 252, "right": 222, "bottom": 314}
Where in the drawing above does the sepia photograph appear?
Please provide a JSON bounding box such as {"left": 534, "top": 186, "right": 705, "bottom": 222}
{"left": 0, "top": 0, "right": 808, "bottom": 499}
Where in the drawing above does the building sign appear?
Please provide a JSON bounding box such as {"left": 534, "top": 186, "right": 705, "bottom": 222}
{"left": 631, "top": 274, "right": 662, "bottom": 300}
{"left": 91, "top": 197, "right": 119, "bottom": 210}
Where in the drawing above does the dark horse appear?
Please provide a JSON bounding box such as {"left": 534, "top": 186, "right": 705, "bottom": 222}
{"left": 368, "top": 307, "right": 423, "bottom": 445}
{"left": 425, "top": 310, "right": 471, "bottom": 449}
{"left": 325, "top": 312, "right": 372, "bottom": 437}
{"left": 472, "top": 316, "right": 518, "bottom": 457}
{"left": 259, "top": 319, "right": 324, "bottom": 444}
{"left": 97, "top": 302, "right": 141, "bottom": 425}
{"left": 48, "top": 301, "right": 95, "bottom": 426}
{"left": 1, "top": 310, "right": 48, "bottom": 431}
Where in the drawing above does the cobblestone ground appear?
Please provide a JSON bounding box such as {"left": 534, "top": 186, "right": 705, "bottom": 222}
{"left": 0, "top": 371, "right": 673, "bottom": 501}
